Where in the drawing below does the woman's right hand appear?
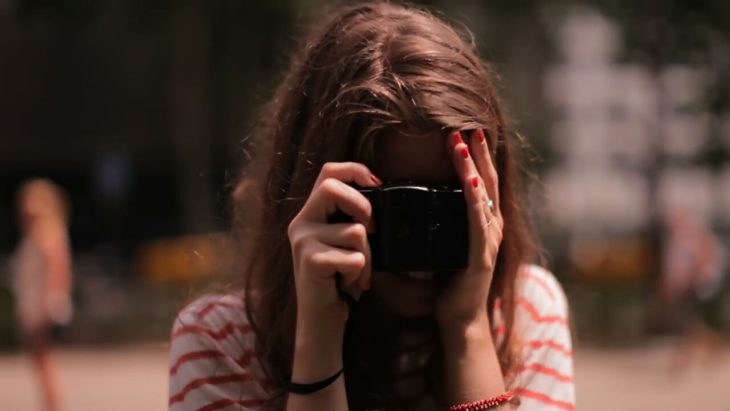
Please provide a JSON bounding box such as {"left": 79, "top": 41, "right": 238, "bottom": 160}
{"left": 287, "top": 162, "right": 382, "bottom": 331}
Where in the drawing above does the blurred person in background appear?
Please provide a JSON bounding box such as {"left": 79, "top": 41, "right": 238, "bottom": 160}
{"left": 660, "top": 208, "right": 727, "bottom": 372}
{"left": 11, "top": 178, "right": 73, "bottom": 411}
{"left": 169, "top": 2, "right": 574, "bottom": 410}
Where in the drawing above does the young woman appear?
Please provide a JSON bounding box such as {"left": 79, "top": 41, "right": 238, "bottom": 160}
{"left": 12, "top": 178, "right": 73, "bottom": 411}
{"left": 169, "top": 2, "right": 575, "bottom": 410}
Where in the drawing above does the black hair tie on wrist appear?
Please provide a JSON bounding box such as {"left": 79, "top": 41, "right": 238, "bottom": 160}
{"left": 282, "top": 368, "right": 344, "bottom": 395}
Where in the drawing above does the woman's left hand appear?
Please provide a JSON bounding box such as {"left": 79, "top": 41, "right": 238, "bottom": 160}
{"left": 435, "top": 128, "right": 504, "bottom": 330}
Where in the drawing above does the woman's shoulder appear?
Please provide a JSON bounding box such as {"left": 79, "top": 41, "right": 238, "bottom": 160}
{"left": 169, "top": 293, "right": 270, "bottom": 409}
{"left": 172, "top": 293, "right": 249, "bottom": 332}
{"left": 170, "top": 292, "right": 255, "bottom": 359}
{"left": 508, "top": 265, "right": 575, "bottom": 409}
{"left": 493, "top": 264, "right": 570, "bottom": 339}
{"left": 492, "top": 264, "right": 571, "bottom": 343}
{"left": 510, "top": 265, "right": 573, "bottom": 369}
{"left": 515, "top": 264, "right": 569, "bottom": 315}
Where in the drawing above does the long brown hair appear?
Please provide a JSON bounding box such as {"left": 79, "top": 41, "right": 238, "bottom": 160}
{"left": 235, "top": 2, "right": 540, "bottom": 409}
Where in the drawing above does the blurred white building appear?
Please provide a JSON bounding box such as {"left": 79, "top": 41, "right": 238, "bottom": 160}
{"left": 544, "top": 7, "right": 721, "bottom": 231}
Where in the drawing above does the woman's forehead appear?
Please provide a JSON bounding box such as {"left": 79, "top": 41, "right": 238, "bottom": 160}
{"left": 373, "top": 131, "right": 459, "bottom": 186}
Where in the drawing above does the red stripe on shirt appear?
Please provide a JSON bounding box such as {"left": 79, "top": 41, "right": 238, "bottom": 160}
{"left": 517, "top": 297, "right": 568, "bottom": 324}
{"left": 169, "top": 349, "right": 256, "bottom": 375}
{"left": 172, "top": 322, "right": 252, "bottom": 340}
{"left": 237, "top": 350, "right": 255, "bottom": 368}
{"left": 170, "top": 350, "right": 226, "bottom": 375}
{"left": 196, "top": 398, "right": 267, "bottom": 411}
{"left": 520, "top": 270, "right": 557, "bottom": 301}
{"left": 169, "top": 374, "right": 250, "bottom": 405}
{"left": 512, "top": 363, "right": 573, "bottom": 382}
{"left": 513, "top": 387, "right": 575, "bottom": 411}
{"left": 524, "top": 339, "right": 573, "bottom": 356}
{"left": 197, "top": 300, "right": 244, "bottom": 317}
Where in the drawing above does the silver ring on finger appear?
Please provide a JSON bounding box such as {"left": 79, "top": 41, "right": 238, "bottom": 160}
{"left": 485, "top": 197, "right": 495, "bottom": 212}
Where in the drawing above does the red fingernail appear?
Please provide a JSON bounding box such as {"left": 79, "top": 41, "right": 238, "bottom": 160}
{"left": 460, "top": 146, "right": 469, "bottom": 158}
{"left": 451, "top": 131, "right": 463, "bottom": 146}
{"left": 367, "top": 218, "right": 376, "bottom": 233}
{"left": 471, "top": 176, "right": 479, "bottom": 187}
{"left": 475, "top": 128, "right": 486, "bottom": 143}
{"left": 371, "top": 175, "right": 383, "bottom": 185}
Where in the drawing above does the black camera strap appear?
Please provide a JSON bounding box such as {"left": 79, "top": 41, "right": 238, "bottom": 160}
{"left": 335, "top": 272, "right": 359, "bottom": 345}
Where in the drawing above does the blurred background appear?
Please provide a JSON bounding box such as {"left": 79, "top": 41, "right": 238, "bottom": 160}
{"left": 1, "top": 0, "right": 729, "bottom": 409}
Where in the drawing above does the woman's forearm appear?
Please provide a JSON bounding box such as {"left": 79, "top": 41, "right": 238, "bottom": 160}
{"left": 285, "top": 318, "right": 348, "bottom": 411}
{"left": 441, "top": 314, "right": 507, "bottom": 407}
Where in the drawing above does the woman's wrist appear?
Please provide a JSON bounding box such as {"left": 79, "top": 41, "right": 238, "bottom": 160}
{"left": 439, "top": 313, "right": 493, "bottom": 352}
{"left": 292, "top": 312, "right": 346, "bottom": 382}
{"left": 439, "top": 313, "right": 506, "bottom": 404}
{"left": 287, "top": 325, "right": 348, "bottom": 411}
{"left": 291, "top": 339, "right": 344, "bottom": 385}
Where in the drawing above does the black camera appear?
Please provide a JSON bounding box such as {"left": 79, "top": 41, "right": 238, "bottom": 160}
{"left": 329, "top": 184, "right": 468, "bottom": 272}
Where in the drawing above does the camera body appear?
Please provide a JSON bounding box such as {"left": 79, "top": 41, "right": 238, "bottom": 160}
{"left": 329, "top": 184, "right": 468, "bottom": 272}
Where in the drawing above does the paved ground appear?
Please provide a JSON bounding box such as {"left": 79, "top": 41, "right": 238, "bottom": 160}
{"left": 574, "top": 344, "right": 730, "bottom": 410}
{"left": 1, "top": 342, "right": 730, "bottom": 410}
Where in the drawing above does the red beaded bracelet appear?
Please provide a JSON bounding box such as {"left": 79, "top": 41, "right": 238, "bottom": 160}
{"left": 447, "top": 391, "right": 515, "bottom": 411}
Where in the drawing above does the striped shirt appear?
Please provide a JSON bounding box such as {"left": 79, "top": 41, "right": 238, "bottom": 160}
{"left": 169, "top": 265, "right": 575, "bottom": 410}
